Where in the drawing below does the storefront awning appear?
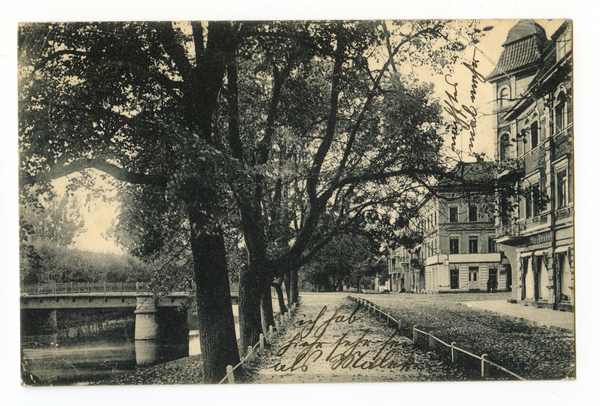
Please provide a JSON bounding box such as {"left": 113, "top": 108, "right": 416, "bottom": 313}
{"left": 555, "top": 246, "right": 570, "bottom": 253}
{"left": 519, "top": 252, "right": 532, "bottom": 258}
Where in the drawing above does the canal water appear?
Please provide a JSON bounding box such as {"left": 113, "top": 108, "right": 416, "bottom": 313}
{"left": 22, "top": 305, "right": 246, "bottom": 385}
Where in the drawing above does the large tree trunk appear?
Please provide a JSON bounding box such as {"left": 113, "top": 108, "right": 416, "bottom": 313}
{"left": 188, "top": 205, "right": 240, "bottom": 384}
{"left": 290, "top": 267, "right": 299, "bottom": 304}
{"left": 260, "top": 283, "right": 275, "bottom": 335}
{"left": 272, "top": 282, "right": 287, "bottom": 315}
{"left": 238, "top": 262, "right": 263, "bottom": 351}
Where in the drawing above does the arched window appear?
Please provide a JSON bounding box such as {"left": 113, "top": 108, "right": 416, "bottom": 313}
{"left": 499, "top": 87, "right": 510, "bottom": 109}
{"left": 555, "top": 91, "right": 571, "bottom": 134}
{"left": 500, "top": 133, "right": 510, "bottom": 160}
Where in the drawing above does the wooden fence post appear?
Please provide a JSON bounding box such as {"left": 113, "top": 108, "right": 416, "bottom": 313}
{"left": 413, "top": 326, "right": 418, "bottom": 345}
{"left": 429, "top": 332, "right": 435, "bottom": 350}
{"left": 226, "top": 365, "right": 235, "bottom": 384}
{"left": 481, "top": 354, "right": 487, "bottom": 377}
{"left": 259, "top": 333, "right": 265, "bottom": 349}
{"left": 397, "top": 319, "right": 401, "bottom": 332}
{"left": 451, "top": 342, "right": 456, "bottom": 363}
{"left": 269, "top": 325, "right": 273, "bottom": 337}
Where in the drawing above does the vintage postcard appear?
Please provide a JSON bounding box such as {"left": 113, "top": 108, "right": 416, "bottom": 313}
{"left": 16, "top": 16, "right": 576, "bottom": 394}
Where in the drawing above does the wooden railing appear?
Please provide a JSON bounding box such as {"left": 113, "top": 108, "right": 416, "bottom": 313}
{"left": 348, "top": 296, "right": 526, "bottom": 381}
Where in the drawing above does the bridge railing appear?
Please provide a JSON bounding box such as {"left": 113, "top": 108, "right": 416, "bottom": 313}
{"left": 21, "top": 282, "right": 239, "bottom": 297}
{"left": 21, "top": 282, "right": 156, "bottom": 295}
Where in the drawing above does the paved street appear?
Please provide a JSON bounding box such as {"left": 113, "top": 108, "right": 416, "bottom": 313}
{"left": 463, "top": 300, "right": 574, "bottom": 331}
{"left": 242, "top": 293, "right": 474, "bottom": 383}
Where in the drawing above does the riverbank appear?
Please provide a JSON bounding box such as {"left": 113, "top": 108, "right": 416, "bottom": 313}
{"left": 88, "top": 355, "right": 204, "bottom": 385}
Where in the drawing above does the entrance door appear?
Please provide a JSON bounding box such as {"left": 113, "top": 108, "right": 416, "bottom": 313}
{"left": 489, "top": 268, "right": 498, "bottom": 292}
{"left": 450, "top": 268, "right": 459, "bottom": 290}
{"left": 468, "top": 267, "right": 479, "bottom": 290}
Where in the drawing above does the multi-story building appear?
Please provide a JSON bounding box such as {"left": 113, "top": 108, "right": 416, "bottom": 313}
{"left": 387, "top": 160, "right": 507, "bottom": 294}
{"left": 387, "top": 245, "right": 413, "bottom": 292}
{"left": 487, "top": 20, "right": 574, "bottom": 311}
{"left": 420, "top": 161, "right": 508, "bottom": 293}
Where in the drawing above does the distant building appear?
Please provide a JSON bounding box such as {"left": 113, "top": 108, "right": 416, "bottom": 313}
{"left": 387, "top": 245, "right": 419, "bottom": 293}
{"left": 487, "top": 20, "right": 573, "bottom": 311}
{"left": 387, "top": 160, "right": 507, "bottom": 293}
{"left": 420, "top": 161, "right": 508, "bottom": 293}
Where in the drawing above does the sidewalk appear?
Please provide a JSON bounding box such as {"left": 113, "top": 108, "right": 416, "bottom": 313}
{"left": 244, "top": 292, "right": 465, "bottom": 383}
{"left": 463, "top": 300, "right": 575, "bottom": 331}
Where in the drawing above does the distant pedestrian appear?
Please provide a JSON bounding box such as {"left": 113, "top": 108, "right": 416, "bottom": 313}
{"left": 487, "top": 279, "right": 491, "bottom": 293}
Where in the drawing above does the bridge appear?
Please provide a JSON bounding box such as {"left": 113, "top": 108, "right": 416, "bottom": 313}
{"left": 20, "top": 282, "right": 239, "bottom": 309}
{"left": 20, "top": 282, "right": 239, "bottom": 366}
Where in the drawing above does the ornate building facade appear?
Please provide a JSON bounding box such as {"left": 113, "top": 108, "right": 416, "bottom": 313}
{"left": 488, "top": 20, "right": 574, "bottom": 311}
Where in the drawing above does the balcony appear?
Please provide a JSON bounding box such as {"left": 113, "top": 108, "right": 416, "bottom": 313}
{"left": 495, "top": 222, "right": 528, "bottom": 247}
{"left": 497, "top": 159, "right": 525, "bottom": 183}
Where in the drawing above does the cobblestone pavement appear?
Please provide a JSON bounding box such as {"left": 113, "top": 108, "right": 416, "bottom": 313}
{"left": 463, "top": 300, "right": 574, "bottom": 331}
{"left": 352, "top": 292, "right": 575, "bottom": 380}
{"left": 241, "top": 293, "right": 474, "bottom": 384}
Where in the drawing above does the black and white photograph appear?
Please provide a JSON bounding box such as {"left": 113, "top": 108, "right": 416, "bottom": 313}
{"left": 15, "top": 16, "right": 577, "bottom": 388}
{"left": 5, "top": 1, "right": 597, "bottom": 402}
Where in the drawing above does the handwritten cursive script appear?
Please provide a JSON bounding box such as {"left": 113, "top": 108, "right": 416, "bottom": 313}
{"left": 444, "top": 48, "right": 487, "bottom": 152}
{"left": 267, "top": 304, "right": 415, "bottom": 373}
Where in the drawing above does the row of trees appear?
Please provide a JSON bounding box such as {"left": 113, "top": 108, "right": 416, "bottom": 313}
{"left": 19, "top": 20, "right": 488, "bottom": 382}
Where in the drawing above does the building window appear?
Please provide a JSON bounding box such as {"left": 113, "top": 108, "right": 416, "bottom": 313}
{"left": 557, "top": 169, "right": 568, "bottom": 208}
{"left": 469, "top": 237, "right": 478, "bottom": 254}
{"left": 557, "top": 26, "right": 572, "bottom": 60}
{"left": 449, "top": 238, "right": 459, "bottom": 254}
{"left": 499, "top": 87, "right": 510, "bottom": 109}
{"left": 532, "top": 183, "right": 540, "bottom": 217}
{"left": 555, "top": 100, "right": 564, "bottom": 133}
{"left": 500, "top": 133, "right": 510, "bottom": 160}
{"left": 469, "top": 206, "right": 478, "bottom": 222}
{"left": 449, "top": 207, "right": 458, "bottom": 222}
{"left": 531, "top": 121, "right": 539, "bottom": 149}
{"left": 525, "top": 188, "right": 532, "bottom": 218}
{"left": 554, "top": 92, "right": 571, "bottom": 134}
{"left": 488, "top": 237, "right": 497, "bottom": 253}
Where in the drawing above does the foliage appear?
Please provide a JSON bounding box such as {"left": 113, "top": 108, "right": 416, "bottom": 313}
{"left": 20, "top": 240, "right": 152, "bottom": 284}
{"left": 301, "top": 234, "right": 386, "bottom": 292}
{"left": 20, "top": 190, "right": 86, "bottom": 247}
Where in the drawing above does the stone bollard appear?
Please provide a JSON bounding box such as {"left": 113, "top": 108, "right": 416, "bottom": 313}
{"left": 429, "top": 332, "right": 436, "bottom": 350}
{"left": 226, "top": 365, "right": 235, "bottom": 384}
{"left": 397, "top": 319, "right": 402, "bottom": 332}
{"left": 481, "top": 354, "right": 488, "bottom": 377}
{"left": 247, "top": 346, "right": 253, "bottom": 359}
{"left": 269, "top": 325, "right": 274, "bottom": 337}
{"left": 259, "top": 333, "right": 265, "bottom": 349}
{"left": 451, "top": 342, "right": 457, "bottom": 363}
{"left": 413, "top": 326, "right": 419, "bottom": 345}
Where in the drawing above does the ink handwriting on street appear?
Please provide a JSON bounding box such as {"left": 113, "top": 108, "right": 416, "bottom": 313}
{"left": 266, "top": 304, "right": 415, "bottom": 373}
{"left": 444, "top": 48, "right": 487, "bottom": 152}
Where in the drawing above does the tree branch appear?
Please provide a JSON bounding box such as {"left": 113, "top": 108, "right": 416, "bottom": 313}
{"left": 34, "top": 158, "right": 169, "bottom": 187}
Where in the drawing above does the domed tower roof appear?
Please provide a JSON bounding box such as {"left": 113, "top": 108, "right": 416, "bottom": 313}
{"left": 503, "top": 19, "right": 547, "bottom": 46}
{"left": 487, "top": 20, "right": 549, "bottom": 82}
